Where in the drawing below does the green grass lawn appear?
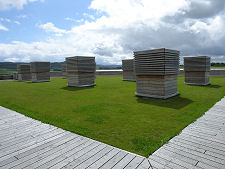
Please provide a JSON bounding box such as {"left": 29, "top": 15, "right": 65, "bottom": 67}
{"left": 0, "top": 68, "right": 16, "bottom": 75}
{"left": 0, "top": 76, "right": 225, "bottom": 157}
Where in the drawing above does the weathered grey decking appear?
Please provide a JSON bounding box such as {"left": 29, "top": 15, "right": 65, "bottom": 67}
{"left": 0, "top": 106, "right": 148, "bottom": 169}
{"left": 148, "top": 97, "right": 225, "bottom": 169}
{"left": 0, "top": 97, "right": 225, "bottom": 169}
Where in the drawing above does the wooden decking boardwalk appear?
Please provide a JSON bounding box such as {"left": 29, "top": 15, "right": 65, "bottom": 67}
{"left": 0, "top": 106, "right": 148, "bottom": 169}
{"left": 0, "top": 96, "right": 225, "bottom": 168}
{"left": 148, "top": 97, "right": 225, "bottom": 169}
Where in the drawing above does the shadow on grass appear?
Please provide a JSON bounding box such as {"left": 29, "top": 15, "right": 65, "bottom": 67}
{"left": 61, "top": 86, "right": 95, "bottom": 91}
{"left": 136, "top": 95, "right": 193, "bottom": 109}
{"left": 202, "top": 84, "right": 221, "bottom": 88}
{"left": 24, "top": 81, "right": 51, "bottom": 84}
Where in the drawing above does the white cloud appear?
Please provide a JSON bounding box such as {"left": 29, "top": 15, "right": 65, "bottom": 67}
{"left": 14, "top": 21, "right": 21, "bottom": 25}
{"left": 65, "top": 17, "right": 76, "bottom": 22}
{"left": 0, "top": 0, "right": 44, "bottom": 11}
{"left": 17, "top": 15, "right": 28, "bottom": 19}
{"left": 38, "top": 22, "right": 67, "bottom": 36}
{"left": 83, "top": 13, "right": 95, "bottom": 20}
{"left": 0, "top": 24, "right": 8, "bottom": 31}
{"left": 0, "top": 0, "right": 225, "bottom": 64}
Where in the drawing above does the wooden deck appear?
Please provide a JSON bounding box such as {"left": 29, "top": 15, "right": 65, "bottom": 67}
{"left": 148, "top": 97, "right": 225, "bottom": 169}
{"left": 0, "top": 106, "right": 148, "bottom": 169}
{"left": 0, "top": 97, "right": 225, "bottom": 169}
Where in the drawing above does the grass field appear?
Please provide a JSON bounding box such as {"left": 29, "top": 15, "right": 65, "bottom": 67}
{"left": 0, "top": 68, "right": 16, "bottom": 75}
{"left": 0, "top": 76, "right": 225, "bottom": 157}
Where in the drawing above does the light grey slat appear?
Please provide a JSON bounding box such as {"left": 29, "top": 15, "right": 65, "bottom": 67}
{"left": 99, "top": 150, "right": 127, "bottom": 169}
{"left": 149, "top": 156, "right": 171, "bottom": 169}
{"left": 0, "top": 133, "right": 76, "bottom": 168}
{"left": 182, "top": 127, "right": 218, "bottom": 136}
{"left": 8, "top": 135, "right": 86, "bottom": 169}
{"left": 0, "top": 130, "right": 68, "bottom": 163}
{"left": 174, "top": 134, "right": 225, "bottom": 154}
{"left": 123, "top": 156, "right": 145, "bottom": 169}
{"left": 204, "top": 150, "right": 225, "bottom": 161}
{"left": 0, "top": 113, "right": 25, "bottom": 121}
{"left": 148, "top": 158, "right": 167, "bottom": 169}
{"left": 61, "top": 144, "right": 107, "bottom": 169}
{"left": 0, "top": 123, "right": 53, "bottom": 145}
{"left": 0, "top": 125, "right": 59, "bottom": 151}
{"left": 47, "top": 141, "right": 100, "bottom": 169}
{"left": 179, "top": 131, "right": 225, "bottom": 145}
{"left": 0, "top": 115, "right": 19, "bottom": 123}
{"left": 0, "top": 126, "right": 59, "bottom": 152}
{"left": 0, "top": 122, "right": 52, "bottom": 138}
{"left": 1, "top": 129, "right": 51, "bottom": 150}
{"left": 29, "top": 140, "right": 97, "bottom": 169}
{"left": 0, "top": 119, "right": 37, "bottom": 133}
{"left": 0, "top": 119, "right": 34, "bottom": 131}
{"left": 181, "top": 131, "right": 225, "bottom": 145}
{"left": 197, "top": 161, "right": 225, "bottom": 169}
{"left": 87, "top": 149, "right": 120, "bottom": 169}
{"left": 0, "top": 128, "right": 65, "bottom": 158}
{"left": 73, "top": 146, "right": 113, "bottom": 169}
{"left": 166, "top": 143, "right": 225, "bottom": 163}
{"left": 167, "top": 140, "right": 206, "bottom": 154}
{"left": 163, "top": 145, "right": 225, "bottom": 168}
{"left": 0, "top": 111, "right": 15, "bottom": 117}
{"left": 170, "top": 137, "right": 225, "bottom": 157}
{"left": 153, "top": 148, "right": 198, "bottom": 166}
{"left": 111, "top": 153, "right": 136, "bottom": 169}
{"left": 0, "top": 116, "right": 28, "bottom": 125}
{"left": 0, "top": 123, "right": 51, "bottom": 144}
{"left": 0, "top": 119, "right": 41, "bottom": 133}
{"left": 136, "top": 159, "right": 151, "bottom": 169}
{"left": 185, "top": 124, "right": 225, "bottom": 135}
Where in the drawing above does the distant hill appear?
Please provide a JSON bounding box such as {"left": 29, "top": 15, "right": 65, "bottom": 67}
{"left": 0, "top": 62, "right": 122, "bottom": 75}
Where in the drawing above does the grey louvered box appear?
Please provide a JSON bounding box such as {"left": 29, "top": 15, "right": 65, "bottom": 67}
{"left": 30, "top": 62, "right": 50, "bottom": 82}
{"left": 122, "top": 59, "right": 136, "bottom": 81}
{"left": 66, "top": 56, "right": 96, "bottom": 87}
{"left": 184, "top": 56, "right": 210, "bottom": 85}
{"left": 134, "top": 48, "right": 180, "bottom": 99}
{"left": 62, "top": 64, "right": 67, "bottom": 78}
{"left": 17, "top": 64, "right": 32, "bottom": 81}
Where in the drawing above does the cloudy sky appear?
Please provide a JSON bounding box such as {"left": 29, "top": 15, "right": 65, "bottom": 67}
{"left": 0, "top": 0, "right": 225, "bottom": 64}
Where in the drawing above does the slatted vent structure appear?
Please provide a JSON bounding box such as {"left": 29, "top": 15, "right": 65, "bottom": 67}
{"left": 66, "top": 56, "right": 96, "bottom": 87}
{"left": 184, "top": 56, "right": 210, "bottom": 85}
{"left": 61, "top": 64, "right": 67, "bottom": 78}
{"left": 134, "top": 48, "right": 180, "bottom": 99}
{"left": 17, "top": 64, "right": 32, "bottom": 81}
{"left": 30, "top": 62, "right": 51, "bottom": 82}
{"left": 122, "top": 59, "right": 136, "bottom": 81}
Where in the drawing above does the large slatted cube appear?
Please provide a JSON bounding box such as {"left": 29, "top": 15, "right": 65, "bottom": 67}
{"left": 30, "top": 62, "right": 50, "bottom": 82}
{"left": 17, "top": 64, "right": 32, "bottom": 81}
{"left": 122, "top": 59, "right": 136, "bottom": 81}
{"left": 62, "top": 64, "right": 67, "bottom": 78}
{"left": 66, "top": 56, "right": 96, "bottom": 87}
{"left": 134, "top": 48, "right": 180, "bottom": 99}
{"left": 184, "top": 56, "right": 210, "bottom": 85}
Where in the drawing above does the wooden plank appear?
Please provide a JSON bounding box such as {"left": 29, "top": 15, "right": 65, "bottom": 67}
{"left": 136, "top": 159, "right": 151, "bottom": 169}
{"left": 12, "top": 136, "right": 90, "bottom": 169}
{"left": 44, "top": 141, "right": 100, "bottom": 169}
{"left": 0, "top": 133, "right": 76, "bottom": 168}
{"left": 0, "top": 128, "right": 65, "bottom": 158}
{"left": 123, "top": 156, "right": 145, "bottom": 169}
{"left": 73, "top": 146, "right": 113, "bottom": 169}
{"left": 111, "top": 153, "right": 136, "bottom": 169}
{"left": 0, "top": 131, "right": 69, "bottom": 165}
{"left": 99, "top": 150, "right": 127, "bottom": 169}
{"left": 86, "top": 149, "right": 120, "bottom": 169}
{"left": 60, "top": 144, "right": 107, "bottom": 169}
